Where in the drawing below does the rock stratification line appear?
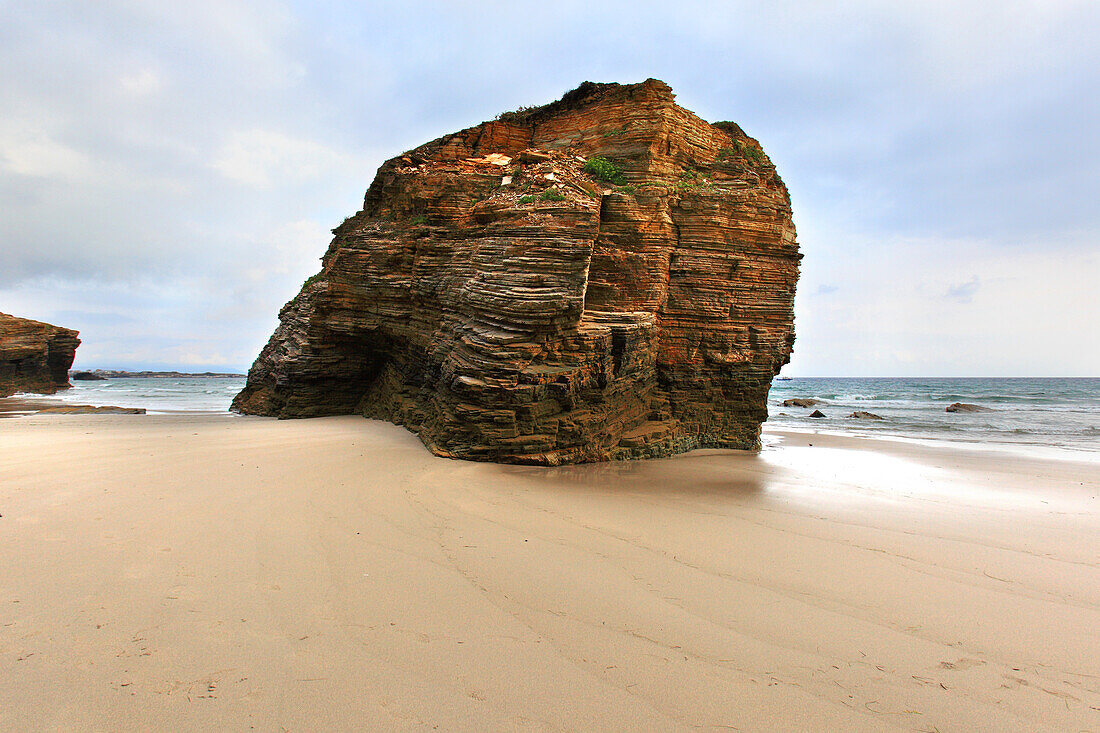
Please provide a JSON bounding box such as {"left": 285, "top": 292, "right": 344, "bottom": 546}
{"left": 233, "top": 79, "right": 800, "bottom": 464}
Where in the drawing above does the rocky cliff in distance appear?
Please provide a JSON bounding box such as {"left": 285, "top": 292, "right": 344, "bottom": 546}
{"left": 0, "top": 313, "right": 81, "bottom": 398}
{"left": 234, "top": 79, "right": 801, "bottom": 464}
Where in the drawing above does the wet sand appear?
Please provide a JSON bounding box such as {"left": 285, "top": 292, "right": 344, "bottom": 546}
{"left": 1, "top": 414, "right": 1097, "bottom": 731}
{"left": 0, "top": 396, "right": 71, "bottom": 417}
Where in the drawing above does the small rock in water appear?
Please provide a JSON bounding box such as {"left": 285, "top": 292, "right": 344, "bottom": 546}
{"left": 809, "top": 409, "right": 826, "bottom": 418}
{"left": 946, "top": 402, "right": 993, "bottom": 413}
{"left": 850, "top": 411, "right": 884, "bottom": 420}
{"left": 783, "top": 398, "right": 822, "bottom": 408}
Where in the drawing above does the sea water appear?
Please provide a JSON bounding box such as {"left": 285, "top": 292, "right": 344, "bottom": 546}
{"left": 767, "top": 377, "right": 1100, "bottom": 454}
{"left": 54, "top": 376, "right": 248, "bottom": 414}
{"left": 50, "top": 375, "right": 1100, "bottom": 454}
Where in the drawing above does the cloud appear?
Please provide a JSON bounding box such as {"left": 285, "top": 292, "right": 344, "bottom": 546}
{"left": 212, "top": 130, "right": 353, "bottom": 188}
{"left": 946, "top": 276, "right": 980, "bottom": 303}
{"left": 787, "top": 229, "right": 1100, "bottom": 375}
{"left": 50, "top": 310, "right": 137, "bottom": 327}
{"left": 0, "top": 1, "right": 1097, "bottom": 375}
{"left": 0, "top": 122, "right": 91, "bottom": 179}
{"left": 119, "top": 67, "right": 162, "bottom": 95}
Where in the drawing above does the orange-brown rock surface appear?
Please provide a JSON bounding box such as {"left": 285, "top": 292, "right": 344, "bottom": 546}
{"left": 0, "top": 313, "right": 81, "bottom": 398}
{"left": 233, "top": 79, "right": 801, "bottom": 464}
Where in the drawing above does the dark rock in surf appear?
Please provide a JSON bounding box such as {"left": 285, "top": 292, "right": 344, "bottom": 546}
{"left": 850, "top": 411, "right": 884, "bottom": 420}
{"left": 946, "top": 402, "right": 993, "bottom": 413}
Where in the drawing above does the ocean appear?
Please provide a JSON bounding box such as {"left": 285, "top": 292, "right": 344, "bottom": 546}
{"left": 54, "top": 376, "right": 247, "bottom": 414}
{"left": 50, "top": 375, "right": 1100, "bottom": 455}
{"left": 768, "top": 377, "right": 1100, "bottom": 454}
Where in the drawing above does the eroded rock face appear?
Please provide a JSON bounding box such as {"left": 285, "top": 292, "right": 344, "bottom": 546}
{"left": 234, "top": 79, "right": 801, "bottom": 464}
{"left": 0, "top": 313, "right": 81, "bottom": 398}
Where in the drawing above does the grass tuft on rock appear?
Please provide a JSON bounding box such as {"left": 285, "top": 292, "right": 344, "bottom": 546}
{"left": 584, "top": 157, "right": 627, "bottom": 186}
{"left": 718, "top": 141, "right": 766, "bottom": 165}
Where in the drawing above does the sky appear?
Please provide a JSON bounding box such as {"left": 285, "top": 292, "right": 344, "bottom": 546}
{"left": 1, "top": 0, "right": 1097, "bottom": 376}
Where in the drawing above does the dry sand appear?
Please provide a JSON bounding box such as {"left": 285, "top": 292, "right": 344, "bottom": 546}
{"left": 0, "top": 414, "right": 1097, "bottom": 731}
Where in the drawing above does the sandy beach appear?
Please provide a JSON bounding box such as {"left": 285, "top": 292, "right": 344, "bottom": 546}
{"left": 1, "top": 414, "right": 1097, "bottom": 731}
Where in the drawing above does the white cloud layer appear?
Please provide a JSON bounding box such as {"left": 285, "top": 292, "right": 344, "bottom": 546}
{"left": 0, "top": 0, "right": 1097, "bottom": 374}
{"left": 787, "top": 229, "right": 1100, "bottom": 375}
{"left": 0, "top": 122, "right": 91, "bottom": 178}
{"left": 212, "top": 130, "right": 355, "bottom": 188}
{"left": 119, "top": 68, "right": 162, "bottom": 96}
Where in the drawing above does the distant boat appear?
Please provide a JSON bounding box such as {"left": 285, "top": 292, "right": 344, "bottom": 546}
{"left": 776, "top": 376, "right": 793, "bottom": 381}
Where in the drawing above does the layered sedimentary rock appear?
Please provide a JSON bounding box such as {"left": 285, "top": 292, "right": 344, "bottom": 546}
{"left": 234, "top": 79, "right": 800, "bottom": 464}
{"left": 0, "top": 313, "right": 81, "bottom": 398}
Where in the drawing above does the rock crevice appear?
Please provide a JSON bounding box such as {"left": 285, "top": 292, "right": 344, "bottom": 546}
{"left": 233, "top": 79, "right": 801, "bottom": 464}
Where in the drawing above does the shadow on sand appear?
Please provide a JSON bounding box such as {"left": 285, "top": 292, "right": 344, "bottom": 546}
{"left": 490, "top": 449, "right": 781, "bottom": 500}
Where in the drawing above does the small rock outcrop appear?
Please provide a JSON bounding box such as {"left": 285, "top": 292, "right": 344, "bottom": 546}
{"left": 850, "top": 411, "right": 884, "bottom": 420}
{"left": 234, "top": 80, "right": 801, "bottom": 464}
{"left": 0, "top": 313, "right": 80, "bottom": 398}
{"left": 71, "top": 371, "right": 107, "bottom": 381}
{"left": 809, "top": 410, "right": 826, "bottom": 418}
{"left": 947, "top": 402, "right": 993, "bottom": 413}
{"left": 783, "top": 398, "right": 821, "bottom": 408}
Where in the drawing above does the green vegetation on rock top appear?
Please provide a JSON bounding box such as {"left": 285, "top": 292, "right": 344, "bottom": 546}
{"left": 300, "top": 272, "right": 324, "bottom": 292}
{"left": 584, "top": 157, "right": 627, "bottom": 186}
{"left": 718, "top": 141, "right": 766, "bottom": 165}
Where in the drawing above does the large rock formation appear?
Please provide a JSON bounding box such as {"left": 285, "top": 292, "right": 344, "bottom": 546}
{"left": 0, "top": 313, "right": 81, "bottom": 398}
{"left": 234, "top": 79, "right": 800, "bottom": 464}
